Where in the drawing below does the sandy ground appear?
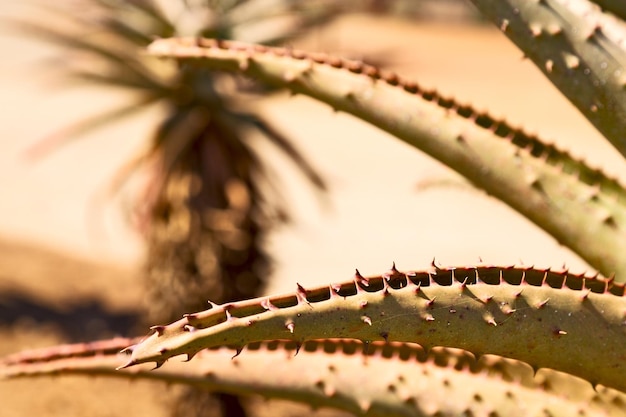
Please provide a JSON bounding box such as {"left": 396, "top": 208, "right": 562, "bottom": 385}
{"left": 1, "top": 5, "right": 626, "bottom": 417}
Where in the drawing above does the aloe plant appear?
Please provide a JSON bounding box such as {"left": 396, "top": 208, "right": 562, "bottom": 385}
{"left": 16, "top": 1, "right": 331, "bottom": 416}
{"left": 4, "top": 336, "right": 626, "bottom": 417}
{"left": 4, "top": 0, "right": 626, "bottom": 416}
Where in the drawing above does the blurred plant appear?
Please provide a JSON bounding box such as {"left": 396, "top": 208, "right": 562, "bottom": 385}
{"left": 17, "top": 0, "right": 338, "bottom": 415}
{"left": 23, "top": 0, "right": 333, "bottom": 319}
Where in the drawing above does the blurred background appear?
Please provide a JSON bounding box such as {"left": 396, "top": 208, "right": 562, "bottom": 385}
{"left": 1, "top": 1, "right": 625, "bottom": 416}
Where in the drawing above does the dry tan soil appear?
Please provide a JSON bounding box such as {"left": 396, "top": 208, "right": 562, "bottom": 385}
{"left": 1, "top": 9, "right": 625, "bottom": 417}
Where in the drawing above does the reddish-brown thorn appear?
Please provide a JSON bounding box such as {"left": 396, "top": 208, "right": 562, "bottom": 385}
{"left": 115, "top": 358, "right": 135, "bottom": 370}
{"left": 380, "top": 331, "right": 389, "bottom": 342}
{"left": 475, "top": 270, "right": 486, "bottom": 285}
{"left": 460, "top": 277, "right": 469, "bottom": 291}
{"left": 231, "top": 347, "right": 243, "bottom": 359}
{"left": 585, "top": 25, "right": 602, "bottom": 41}
{"left": 355, "top": 269, "right": 370, "bottom": 287}
{"left": 403, "top": 81, "right": 419, "bottom": 93}
{"left": 580, "top": 289, "right": 591, "bottom": 301}
{"left": 224, "top": 304, "right": 235, "bottom": 321}
{"left": 150, "top": 325, "right": 166, "bottom": 336}
{"left": 364, "top": 66, "right": 379, "bottom": 79}
{"left": 153, "top": 360, "right": 165, "bottom": 370}
{"left": 530, "top": 24, "right": 542, "bottom": 37}
{"left": 308, "top": 52, "right": 325, "bottom": 63}
{"left": 358, "top": 399, "right": 372, "bottom": 413}
{"left": 296, "top": 283, "right": 309, "bottom": 304}
{"left": 119, "top": 345, "right": 135, "bottom": 355}
{"left": 261, "top": 298, "right": 278, "bottom": 311}
{"left": 605, "top": 274, "right": 615, "bottom": 293}
{"left": 346, "top": 61, "right": 363, "bottom": 73}
{"left": 328, "top": 56, "right": 342, "bottom": 68}
{"left": 431, "top": 258, "right": 440, "bottom": 271}
{"left": 383, "top": 72, "right": 400, "bottom": 85}
{"left": 361, "top": 316, "right": 372, "bottom": 326}
{"left": 323, "top": 383, "right": 337, "bottom": 398}
{"left": 501, "top": 304, "right": 516, "bottom": 315}
{"left": 537, "top": 298, "right": 550, "bottom": 309}
{"left": 360, "top": 300, "right": 369, "bottom": 309}
{"left": 481, "top": 295, "right": 494, "bottom": 304}
{"left": 426, "top": 297, "right": 436, "bottom": 308}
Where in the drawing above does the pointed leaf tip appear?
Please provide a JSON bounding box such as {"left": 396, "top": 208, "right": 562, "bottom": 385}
{"left": 115, "top": 358, "right": 136, "bottom": 370}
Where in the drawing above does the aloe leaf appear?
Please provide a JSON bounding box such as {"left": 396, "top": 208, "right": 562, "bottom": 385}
{"left": 120, "top": 266, "right": 626, "bottom": 393}
{"left": 146, "top": 37, "right": 626, "bottom": 279}
{"left": 468, "top": 0, "right": 626, "bottom": 159}
{"left": 3, "top": 337, "right": 624, "bottom": 417}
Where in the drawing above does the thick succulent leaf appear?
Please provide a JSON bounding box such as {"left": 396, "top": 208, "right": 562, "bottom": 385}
{"left": 3, "top": 338, "right": 625, "bottom": 417}
{"left": 121, "top": 266, "right": 626, "bottom": 393}
{"left": 469, "top": 0, "right": 626, "bottom": 159}
{"left": 146, "top": 37, "right": 626, "bottom": 279}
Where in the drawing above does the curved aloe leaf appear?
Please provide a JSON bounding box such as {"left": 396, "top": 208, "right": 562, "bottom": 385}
{"left": 3, "top": 338, "right": 624, "bottom": 417}
{"left": 120, "top": 266, "right": 626, "bottom": 393}
{"left": 146, "top": 37, "right": 626, "bottom": 279}
{"left": 469, "top": 0, "right": 626, "bottom": 158}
